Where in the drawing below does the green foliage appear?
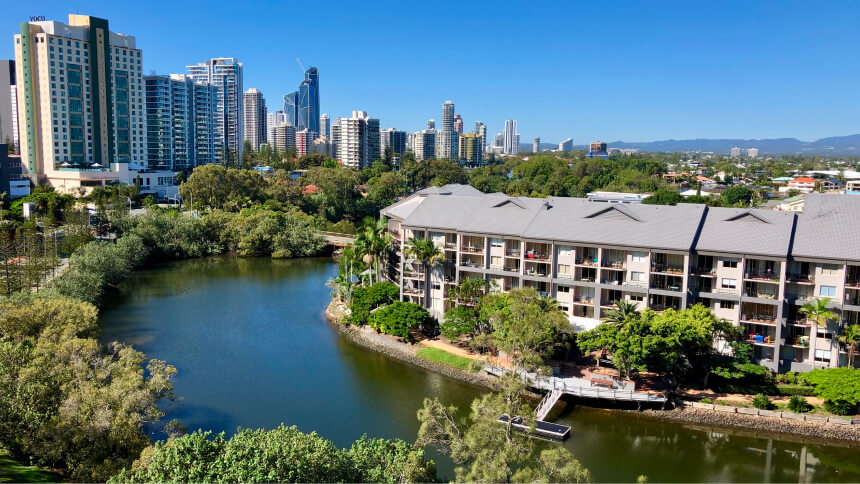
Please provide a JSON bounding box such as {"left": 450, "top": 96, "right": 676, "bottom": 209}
{"left": 0, "top": 293, "right": 175, "bottom": 481}
{"left": 179, "top": 164, "right": 265, "bottom": 211}
{"left": 700, "top": 397, "right": 714, "bottom": 404}
{"left": 776, "top": 384, "right": 815, "bottom": 396}
{"left": 775, "top": 372, "right": 800, "bottom": 384}
{"left": 112, "top": 427, "right": 436, "bottom": 483}
{"left": 416, "top": 373, "right": 590, "bottom": 483}
{"left": 441, "top": 305, "right": 480, "bottom": 340}
{"left": 346, "top": 435, "right": 437, "bottom": 483}
{"left": 349, "top": 282, "right": 399, "bottom": 325}
{"left": 416, "top": 347, "right": 474, "bottom": 371}
{"left": 788, "top": 395, "right": 810, "bottom": 413}
{"left": 210, "top": 208, "right": 325, "bottom": 258}
{"left": 123, "top": 209, "right": 219, "bottom": 261}
{"left": 641, "top": 188, "right": 683, "bottom": 205}
{"left": 368, "top": 301, "right": 430, "bottom": 340}
{"left": 0, "top": 448, "right": 58, "bottom": 483}
{"left": 296, "top": 153, "right": 331, "bottom": 169}
{"left": 752, "top": 393, "right": 772, "bottom": 410}
{"left": 804, "top": 367, "right": 860, "bottom": 415}
{"left": 720, "top": 186, "right": 754, "bottom": 206}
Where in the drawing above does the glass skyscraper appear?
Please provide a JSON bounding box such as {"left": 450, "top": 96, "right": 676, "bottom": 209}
{"left": 283, "top": 91, "right": 298, "bottom": 127}
{"left": 297, "top": 67, "right": 319, "bottom": 134}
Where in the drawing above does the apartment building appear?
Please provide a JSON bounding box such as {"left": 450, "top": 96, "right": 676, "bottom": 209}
{"left": 381, "top": 187, "right": 860, "bottom": 373}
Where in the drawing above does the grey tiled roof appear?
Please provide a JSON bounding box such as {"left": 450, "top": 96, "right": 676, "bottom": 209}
{"left": 696, "top": 207, "right": 796, "bottom": 257}
{"left": 793, "top": 193, "right": 860, "bottom": 261}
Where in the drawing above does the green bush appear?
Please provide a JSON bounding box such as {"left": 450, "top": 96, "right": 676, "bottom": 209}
{"left": 368, "top": 302, "right": 430, "bottom": 340}
{"left": 824, "top": 399, "right": 857, "bottom": 416}
{"left": 788, "top": 395, "right": 810, "bottom": 413}
{"left": 776, "top": 384, "right": 815, "bottom": 396}
{"left": 699, "top": 397, "right": 714, "bottom": 404}
{"left": 752, "top": 393, "right": 772, "bottom": 410}
{"left": 346, "top": 435, "right": 437, "bottom": 483}
{"left": 349, "top": 282, "right": 399, "bottom": 326}
{"left": 776, "top": 372, "right": 799, "bottom": 384}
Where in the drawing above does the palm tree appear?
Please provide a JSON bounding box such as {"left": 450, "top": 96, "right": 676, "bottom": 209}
{"left": 405, "top": 237, "right": 445, "bottom": 307}
{"left": 800, "top": 297, "right": 839, "bottom": 331}
{"left": 354, "top": 218, "right": 393, "bottom": 285}
{"left": 838, "top": 324, "right": 860, "bottom": 368}
{"left": 601, "top": 300, "right": 640, "bottom": 325}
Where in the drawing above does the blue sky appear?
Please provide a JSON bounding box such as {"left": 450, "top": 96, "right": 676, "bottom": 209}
{"left": 4, "top": 0, "right": 859, "bottom": 144}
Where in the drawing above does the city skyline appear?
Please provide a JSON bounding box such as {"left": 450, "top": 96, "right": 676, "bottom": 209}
{"left": 2, "top": 1, "right": 859, "bottom": 144}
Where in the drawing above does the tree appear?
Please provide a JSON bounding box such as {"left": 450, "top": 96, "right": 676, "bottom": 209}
{"left": 641, "top": 189, "right": 683, "bottom": 205}
{"left": 297, "top": 153, "right": 330, "bottom": 169}
{"left": 416, "top": 373, "right": 590, "bottom": 483}
{"left": 838, "top": 324, "right": 860, "bottom": 368}
{"left": 803, "top": 367, "right": 860, "bottom": 415}
{"left": 178, "top": 164, "right": 264, "bottom": 211}
{"left": 482, "top": 288, "right": 569, "bottom": 371}
{"left": 354, "top": 217, "right": 393, "bottom": 284}
{"left": 368, "top": 301, "right": 431, "bottom": 340}
{"left": 346, "top": 435, "right": 437, "bottom": 483}
{"left": 800, "top": 297, "right": 839, "bottom": 331}
{"left": 601, "top": 299, "right": 640, "bottom": 325}
{"left": 404, "top": 238, "right": 445, "bottom": 308}
{"left": 720, "top": 186, "right": 754, "bottom": 206}
{"left": 349, "top": 282, "right": 399, "bottom": 325}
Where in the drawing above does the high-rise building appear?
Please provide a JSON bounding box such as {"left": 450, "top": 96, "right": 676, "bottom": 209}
{"left": 15, "top": 15, "right": 148, "bottom": 191}
{"left": 272, "top": 123, "right": 296, "bottom": 153}
{"left": 413, "top": 129, "right": 436, "bottom": 162}
{"left": 319, "top": 113, "right": 330, "bottom": 138}
{"left": 559, "top": 138, "right": 574, "bottom": 152}
{"left": 0, "top": 60, "right": 17, "bottom": 150}
{"left": 730, "top": 146, "right": 741, "bottom": 158}
{"left": 266, "top": 110, "right": 287, "bottom": 146}
{"left": 587, "top": 141, "right": 609, "bottom": 159}
{"left": 145, "top": 74, "right": 218, "bottom": 170}
{"left": 297, "top": 67, "right": 319, "bottom": 134}
{"left": 427, "top": 119, "right": 435, "bottom": 130}
{"left": 383, "top": 128, "right": 407, "bottom": 155}
{"left": 243, "top": 88, "right": 266, "bottom": 151}
{"left": 493, "top": 133, "right": 504, "bottom": 153}
{"left": 336, "top": 111, "right": 378, "bottom": 168}
{"left": 187, "top": 57, "right": 244, "bottom": 162}
{"left": 330, "top": 117, "right": 342, "bottom": 161}
{"left": 747, "top": 148, "right": 759, "bottom": 158}
{"left": 283, "top": 91, "right": 298, "bottom": 127}
{"left": 475, "top": 121, "right": 486, "bottom": 151}
{"left": 458, "top": 132, "right": 482, "bottom": 165}
{"left": 503, "top": 120, "right": 519, "bottom": 155}
{"left": 453, "top": 114, "right": 463, "bottom": 134}
{"left": 312, "top": 136, "right": 330, "bottom": 157}
{"left": 438, "top": 101, "right": 458, "bottom": 159}
{"left": 533, "top": 137, "right": 540, "bottom": 153}
{"left": 295, "top": 129, "right": 318, "bottom": 156}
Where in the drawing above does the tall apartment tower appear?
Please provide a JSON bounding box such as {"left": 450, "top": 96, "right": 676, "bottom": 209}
{"left": 384, "top": 129, "right": 407, "bottom": 155}
{"left": 458, "top": 132, "right": 482, "bottom": 165}
{"left": 283, "top": 91, "right": 298, "bottom": 127}
{"left": 475, "top": 121, "right": 486, "bottom": 151}
{"left": 559, "top": 138, "right": 573, "bottom": 152}
{"left": 187, "top": 57, "right": 244, "bottom": 162}
{"left": 15, "top": 14, "right": 147, "bottom": 190}
{"left": 297, "top": 67, "right": 319, "bottom": 134}
{"left": 319, "top": 113, "right": 330, "bottom": 138}
{"left": 503, "top": 120, "right": 519, "bottom": 155}
{"left": 533, "top": 137, "right": 540, "bottom": 153}
{"left": 272, "top": 123, "right": 296, "bottom": 153}
{"left": 413, "top": 129, "right": 436, "bottom": 161}
{"left": 337, "top": 111, "right": 378, "bottom": 169}
{"left": 295, "top": 129, "right": 317, "bottom": 156}
{"left": 0, "top": 60, "right": 16, "bottom": 150}
{"left": 145, "top": 74, "right": 218, "bottom": 170}
{"left": 453, "top": 114, "right": 463, "bottom": 134}
{"left": 330, "top": 117, "right": 342, "bottom": 161}
{"left": 427, "top": 119, "right": 435, "bottom": 130}
{"left": 437, "top": 100, "right": 458, "bottom": 159}
{"left": 243, "top": 88, "right": 266, "bottom": 151}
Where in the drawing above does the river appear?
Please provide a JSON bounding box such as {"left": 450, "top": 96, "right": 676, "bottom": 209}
{"left": 98, "top": 256, "right": 860, "bottom": 482}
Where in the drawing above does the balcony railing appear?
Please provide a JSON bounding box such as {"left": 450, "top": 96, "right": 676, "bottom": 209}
{"left": 846, "top": 279, "right": 860, "bottom": 288}
{"left": 503, "top": 266, "right": 520, "bottom": 273}
{"left": 787, "top": 273, "right": 815, "bottom": 283}
{"left": 524, "top": 268, "right": 548, "bottom": 277}
{"left": 651, "top": 265, "right": 684, "bottom": 275}
{"left": 506, "top": 248, "right": 521, "bottom": 257}
{"left": 846, "top": 295, "right": 860, "bottom": 306}
{"left": 575, "top": 258, "right": 599, "bottom": 267}
{"left": 745, "top": 271, "right": 780, "bottom": 282}
{"left": 573, "top": 297, "right": 595, "bottom": 304}
{"left": 622, "top": 281, "right": 648, "bottom": 288}
{"left": 525, "top": 252, "right": 551, "bottom": 262}
{"left": 460, "top": 246, "right": 484, "bottom": 254}
{"left": 459, "top": 261, "right": 483, "bottom": 269}
{"left": 746, "top": 335, "right": 775, "bottom": 346}
{"left": 744, "top": 289, "right": 778, "bottom": 300}
{"left": 741, "top": 314, "right": 777, "bottom": 325}
{"left": 602, "top": 261, "right": 627, "bottom": 270}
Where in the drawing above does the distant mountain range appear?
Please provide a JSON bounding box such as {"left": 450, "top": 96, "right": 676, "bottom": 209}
{"left": 522, "top": 134, "right": 860, "bottom": 155}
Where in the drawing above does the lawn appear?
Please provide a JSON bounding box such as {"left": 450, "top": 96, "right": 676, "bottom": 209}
{"left": 0, "top": 449, "right": 58, "bottom": 483}
{"left": 417, "top": 347, "right": 474, "bottom": 371}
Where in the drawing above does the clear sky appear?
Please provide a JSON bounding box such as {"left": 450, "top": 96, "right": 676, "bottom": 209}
{"left": 4, "top": 0, "right": 859, "bottom": 144}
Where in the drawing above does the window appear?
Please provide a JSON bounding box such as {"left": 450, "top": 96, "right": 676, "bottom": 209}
{"left": 490, "top": 238, "right": 503, "bottom": 248}
{"left": 821, "top": 264, "right": 840, "bottom": 276}
{"left": 631, "top": 271, "right": 645, "bottom": 282}
{"left": 721, "top": 278, "right": 737, "bottom": 289}
{"left": 719, "top": 300, "right": 736, "bottom": 309}
{"left": 629, "top": 295, "right": 644, "bottom": 302}
{"left": 557, "top": 285, "right": 570, "bottom": 293}
{"left": 817, "top": 325, "right": 833, "bottom": 339}
{"left": 559, "top": 304, "right": 570, "bottom": 312}
{"left": 814, "top": 349, "right": 831, "bottom": 362}
{"left": 557, "top": 264, "right": 571, "bottom": 276}
{"left": 632, "top": 252, "right": 647, "bottom": 263}
{"left": 490, "top": 256, "right": 502, "bottom": 268}
{"left": 723, "top": 259, "right": 738, "bottom": 268}
{"left": 819, "top": 285, "right": 836, "bottom": 297}
{"left": 557, "top": 245, "right": 573, "bottom": 257}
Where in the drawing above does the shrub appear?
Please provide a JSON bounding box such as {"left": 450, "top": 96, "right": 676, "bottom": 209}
{"left": 776, "top": 372, "right": 799, "bottom": 384}
{"left": 776, "top": 384, "right": 815, "bottom": 396}
{"left": 788, "top": 395, "right": 810, "bottom": 413}
{"left": 803, "top": 367, "right": 860, "bottom": 416}
{"left": 349, "top": 282, "right": 399, "bottom": 325}
{"left": 368, "top": 302, "right": 430, "bottom": 340}
{"left": 699, "top": 397, "right": 714, "bottom": 404}
{"left": 752, "top": 393, "right": 771, "bottom": 410}
{"left": 346, "top": 435, "right": 437, "bottom": 483}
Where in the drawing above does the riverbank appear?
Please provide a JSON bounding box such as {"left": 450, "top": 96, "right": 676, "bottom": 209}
{"left": 324, "top": 300, "right": 860, "bottom": 444}
{"left": 325, "top": 300, "right": 497, "bottom": 389}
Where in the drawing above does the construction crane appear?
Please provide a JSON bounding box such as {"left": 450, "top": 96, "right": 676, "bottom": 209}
{"left": 294, "top": 55, "right": 305, "bottom": 73}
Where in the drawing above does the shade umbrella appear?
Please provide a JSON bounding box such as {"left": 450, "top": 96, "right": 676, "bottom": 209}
{"left": 60, "top": 162, "right": 71, "bottom": 167}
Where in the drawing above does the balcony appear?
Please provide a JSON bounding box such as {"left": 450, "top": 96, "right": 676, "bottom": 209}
{"left": 601, "top": 260, "right": 627, "bottom": 270}
{"left": 524, "top": 267, "right": 549, "bottom": 278}
{"left": 787, "top": 273, "right": 815, "bottom": 284}
{"left": 459, "top": 260, "right": 483, "bottom": 269}
{"left": 740, "top": 314, "right": 777, "bottom": 325}
{"left": 460, "top": 245, "right": 484, "bottom": 255}
{"left": 503, "top": 264, "right": 520, "bottom": 273}
{"left": 651, "top": 264, "right": 684, "bottom": 275}
{"left": 846, "top": 293, "right": 860, "bottom": 306}
{"left": 575, "top": 259, "right": 598, "bottom": 267}
{"left": 745, "top": 333, "right": 776, "bottom": 346}
{"left": 650, "top": 274, "right": 683, "bottom": 292}
{"left": 744, "top": 282, "right": 779, "bottom": 300}
{"left": 744, "top": 271, "right": 780, "bottom": 283}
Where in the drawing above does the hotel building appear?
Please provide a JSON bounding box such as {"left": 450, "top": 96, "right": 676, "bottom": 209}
{"left": 382, "top": 186, "right": 860, "bottom": 373}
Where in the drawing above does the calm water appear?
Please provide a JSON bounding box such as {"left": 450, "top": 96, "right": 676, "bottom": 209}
{"left": 99, "top": 256, "right": 860, "bottom": 482}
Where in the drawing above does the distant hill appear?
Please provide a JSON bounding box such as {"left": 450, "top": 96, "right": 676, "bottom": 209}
{"left": 559, "top": 134, "right": 860, "bottom": 155}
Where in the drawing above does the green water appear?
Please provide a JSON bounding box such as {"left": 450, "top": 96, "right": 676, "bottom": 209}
{"left": 98, "top": 256, "right": 860, "bottom": 482}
